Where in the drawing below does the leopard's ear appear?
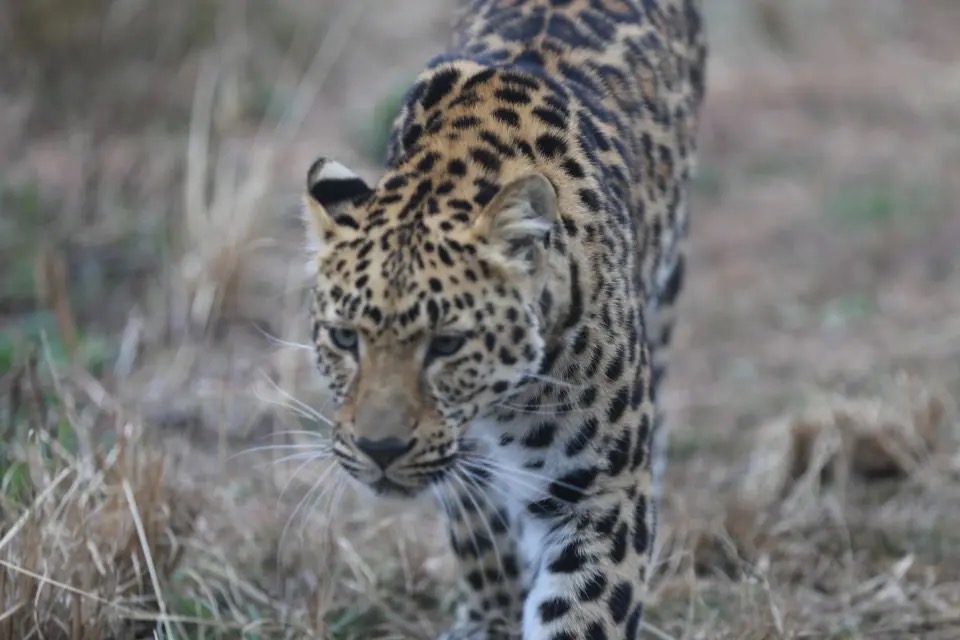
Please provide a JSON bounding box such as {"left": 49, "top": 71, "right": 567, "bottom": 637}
{"left": 472, "top": 173, "right": 558, "bottom": 275}
{"left": 302, "top": 157, "right": 373, "bottom": 255}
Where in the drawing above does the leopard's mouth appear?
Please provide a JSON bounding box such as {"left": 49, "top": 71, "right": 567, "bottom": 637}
{"left": 336, "top": 456, "right": 457, "bottom": 498}
{"left": 368, "top": 477, "right": 418, "bottom": 497}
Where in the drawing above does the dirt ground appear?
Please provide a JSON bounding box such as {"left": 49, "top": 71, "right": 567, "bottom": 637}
{"left": 1, "top": 1, "right": 959, "bottom": 638}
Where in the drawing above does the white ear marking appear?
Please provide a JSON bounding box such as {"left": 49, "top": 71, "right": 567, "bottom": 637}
{"left": 302, "top": 157, "right": 372, "bottom": 256}
{"left": 312, "top": 159, "right": 359, "bottom": 182}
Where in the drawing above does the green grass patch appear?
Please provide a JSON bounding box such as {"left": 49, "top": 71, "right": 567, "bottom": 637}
{"left": 358, "top": 82, "right": 412, "bottom": 165}
{"left": 692, "top": 160, "right": 724, "bottom": 200}
{"left": 328, "top": 605, "right": 385, "bottom": 639}
{"left": 0, "top": 315, "right": 115, "bottom": 376}
{"left": 820, "top": 293, "right": 877, "bottom": 330}
{"left": 824, "top": 179, "right": 938, "bottom": 229}
{"left": 744, "top": 150, "right": 814, "bottom": 181}
{"left": 0, "top": 180, "right": 49, "bottom": 301}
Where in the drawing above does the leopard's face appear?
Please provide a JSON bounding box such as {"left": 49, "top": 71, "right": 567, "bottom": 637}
{"left": 303, "top": 158, "right": 558, "bottom": 497}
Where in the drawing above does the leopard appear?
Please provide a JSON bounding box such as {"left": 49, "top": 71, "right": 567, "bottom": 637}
{"left": 300, "top": 1, "right": 706, "bottom": 638}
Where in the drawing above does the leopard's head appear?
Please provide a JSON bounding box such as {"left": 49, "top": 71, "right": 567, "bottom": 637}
{"left": 301, "top": 156, "right": 557, "bottom": 496}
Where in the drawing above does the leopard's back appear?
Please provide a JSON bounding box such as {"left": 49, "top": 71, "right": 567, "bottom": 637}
{"left": 389, "top": 0, "right": 705, "bottom": 352}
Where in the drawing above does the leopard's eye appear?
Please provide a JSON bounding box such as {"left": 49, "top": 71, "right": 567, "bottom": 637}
{"left": 427, "top": 334, "right": 467, "bottom": 359}
{"left": 328, "top": 327, "right": 359, "bottom": 352}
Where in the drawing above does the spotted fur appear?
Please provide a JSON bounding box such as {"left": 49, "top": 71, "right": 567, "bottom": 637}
{"left": 302, "top": 1, "right": 706, "bottom": 638}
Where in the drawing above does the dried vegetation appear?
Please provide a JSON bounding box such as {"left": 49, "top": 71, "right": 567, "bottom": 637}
{"left": 1, "top": 0, "right": 959, "bottom": 638}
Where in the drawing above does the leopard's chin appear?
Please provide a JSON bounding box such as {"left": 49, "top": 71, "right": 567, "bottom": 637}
{"left": 346, "top": 466, "right": 453, "bottom": 499}
{"left": 368, "top": 477, "right": 420, "bottom": 497}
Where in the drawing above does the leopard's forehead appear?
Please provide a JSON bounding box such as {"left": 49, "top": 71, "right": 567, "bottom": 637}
{"left": 312, "top": 211, "right": 528, "bottom": 347}
{"left": 311, "top": 63, "right": 568, "bottom": 340}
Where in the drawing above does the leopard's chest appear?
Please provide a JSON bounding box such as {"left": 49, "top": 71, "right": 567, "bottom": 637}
{"left": 468, "top": 413, "right": 600, "bottom": 506}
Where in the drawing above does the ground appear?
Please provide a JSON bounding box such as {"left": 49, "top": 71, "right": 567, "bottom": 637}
{"left": 1, "top": 0, "right": 959, "bottom": 638}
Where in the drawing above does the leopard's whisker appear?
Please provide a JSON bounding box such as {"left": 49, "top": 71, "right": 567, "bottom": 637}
{"left": 270, "top": 450, "right": 333, "bottom": 466}
{"left": 256, "top": 429, "right": 330, "bottom": 441}
{"left": 461, "top": 455, "right": 588, "bottom": 501}
{"left": 279, "top": 461, "right": 337, "bottom": 555}
{"left": 459, "top": 458, "right": 557, "bottom": 503}
{"left": 229, "top": 443, "right": 332, "bottom": 463}
{"left": 451, "top": 467, "right": 507, "bottom": 580}
{"left": 253, "top": 324, "right": 314, "bottom": 352}
{"left": 433, "top": 480, "right": 472, "bottom": 568}
{"left": 458, "top": 463, "right": 511, "bottom": 534}
{"left": 302, "top": 466, "right": 348, "bottom": 540}
{"left": 277, "top": 454, "right": 331, "bottom": 505}
{"left": 496, "top": 402, "right": 581, "bottom": 414}
{"left": 518, "top": 371, "right": 585, "bottom": 389}
{"left": 258, "top": 374, "right": 334, "bottom": 427}
{"left": 257, "top": 395, "right": 328, "bottom": 424}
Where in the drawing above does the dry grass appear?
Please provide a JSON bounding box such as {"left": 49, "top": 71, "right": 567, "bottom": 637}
{"left": 2, "top": 0, "right": 960, "bottom": 638}
{"left": 0, "top": 350, "right": 199, "bottom": 638}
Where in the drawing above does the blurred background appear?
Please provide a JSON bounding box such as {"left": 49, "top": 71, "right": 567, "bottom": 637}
{"left": 1, "top": 0, "right": 958, "bottom": 638}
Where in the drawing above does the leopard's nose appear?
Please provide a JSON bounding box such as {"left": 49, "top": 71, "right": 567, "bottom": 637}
{"left": 354, "top": 436, "right": 416, "bottom": 469}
